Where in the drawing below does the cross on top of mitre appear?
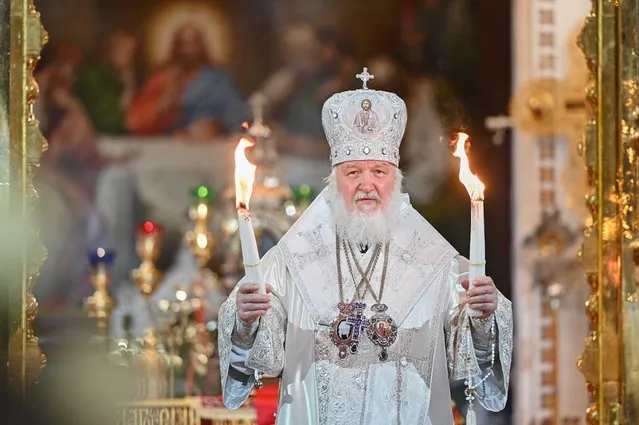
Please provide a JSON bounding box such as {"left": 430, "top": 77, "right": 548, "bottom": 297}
{"left": 356, "top": 67, "right": 374, "bottom": 89}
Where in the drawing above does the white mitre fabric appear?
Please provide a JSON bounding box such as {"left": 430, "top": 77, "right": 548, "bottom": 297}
{"left": 322, "top": 84, "right": 407, "bottom": 166}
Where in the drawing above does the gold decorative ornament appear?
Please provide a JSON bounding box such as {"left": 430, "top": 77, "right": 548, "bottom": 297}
{"left": 132, "top": 221, "right": 164, "bottom": 297}
{"left": 185, "top": 186, "right": 217, "bottom": 267}
{"left": 3, "top": 0, "right": 48, "bottom": 397}
{"left": 86, "top": 248, "right": 117, "bottom": 330}
{"left": 508, "top": 76, "right": 588, "bottom": 141}
{"left": 509, "top": 78, "right": 562, "bottom": 137}
{"left": 116, "top": 398, "right": 258, "bottom": 425}
{"left": 577, "top": 1, "right": 639, "bottom": 423}
{"left": 136, "top": 329, "right": 170, "bottom": 400}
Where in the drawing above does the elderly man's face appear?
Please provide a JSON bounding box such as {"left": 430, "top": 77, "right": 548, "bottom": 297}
{"left": 335, "top": 160, "right": 396, "bottom": 214}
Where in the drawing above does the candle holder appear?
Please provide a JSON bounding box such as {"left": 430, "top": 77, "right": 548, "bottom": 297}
{"left": 131, "top": 221, "right": 164, "bottom": 297}
{"left": 86, "top": 248, "right": 117, "bottom": 330}
{"left": 158, "top": 285, "right": 205, "bottom": 398}
{"left": 136, "top": 329, "right": 170, "bottom": 400}
{"left": 184, "top": 275, "right": 218, "bottom": 396}
{"left": 185, "top": 186, "right": 217, "bottom": 267}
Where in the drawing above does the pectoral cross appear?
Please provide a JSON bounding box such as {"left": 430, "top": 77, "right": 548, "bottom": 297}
{"left": 346, "top": 301, "right": 368, "bottom": 344}
{"left": 356, "top": 67, "right": 375, "bottom": 89}
{"left": 333, "top": 300, "right": 368, "bottom": 358}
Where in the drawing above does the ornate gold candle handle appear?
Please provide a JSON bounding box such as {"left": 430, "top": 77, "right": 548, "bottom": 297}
{"left": 132, "top": 221, "right": 164, "bottom": 297}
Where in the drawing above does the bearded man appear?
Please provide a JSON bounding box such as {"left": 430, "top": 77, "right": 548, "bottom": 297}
{"left": 218, "top": 70, "right": 513, "bottom": 425}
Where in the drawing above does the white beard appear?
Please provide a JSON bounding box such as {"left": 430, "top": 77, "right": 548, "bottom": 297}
{"left": 324, "top": 180, "right": 402, "bottom": 247}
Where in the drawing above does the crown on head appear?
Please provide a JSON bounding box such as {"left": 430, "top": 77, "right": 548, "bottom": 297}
{"left": 322, "top": 67, "right": 407, "bottom": 167}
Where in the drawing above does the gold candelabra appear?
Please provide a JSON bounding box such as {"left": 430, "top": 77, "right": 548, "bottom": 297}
{"left": 218, "top": 98, "right": 316, "bottom": 291}
{"left": 185, "top": 186, "right": 217, "bottom": 267}
{"left": 86, "top": 248, "right": 116, "bottom": 330}
{"left": 132, "top": 221, "right": 164, "bottom": 297}
{"left": 136, "top": 329, "right": 170, "bottom": 400}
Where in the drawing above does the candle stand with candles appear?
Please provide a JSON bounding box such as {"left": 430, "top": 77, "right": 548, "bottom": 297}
{"left": 86, "top": 248, "right": 117, "bottom": 332}
{"left": 81, "top": 97, "right": 311, "bottom": 423}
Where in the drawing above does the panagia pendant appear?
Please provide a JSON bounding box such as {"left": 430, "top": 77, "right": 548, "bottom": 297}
{"left": 366, "top": 303, "right": 398, "bottom": 361}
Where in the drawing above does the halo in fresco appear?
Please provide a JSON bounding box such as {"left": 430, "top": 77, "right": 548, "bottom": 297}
{"left": 144, "top": 2, "right": 232, "bottom": 68}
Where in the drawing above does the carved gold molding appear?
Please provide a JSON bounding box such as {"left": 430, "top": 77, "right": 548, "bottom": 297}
{"left": 577, "top": 0, "right": 639, "bottom": 423}
{"left": 116, "top": 399, "right": 258, "bottom": 425}
{"left": 4, "top": 0, "right": 47, "bottom": 396}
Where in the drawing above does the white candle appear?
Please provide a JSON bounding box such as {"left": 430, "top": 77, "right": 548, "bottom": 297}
{"left": 469, "top": 199, "right": 485, "bottom": 287}
{"left": 453, "top": 133, "right": 485, "bottom": 317}
{"left": 235, "top": 138, "right": 266, "bottom": 294}
{"left": 237, "top": 206, "right": 266, "bottom": 294}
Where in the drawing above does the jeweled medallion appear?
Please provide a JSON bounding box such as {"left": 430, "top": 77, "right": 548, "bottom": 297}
{"left": 331, "top": 300, "right": 368, "bottom": 359}
{"left": 366, "top": 303, "right": 398, "bottom": 361}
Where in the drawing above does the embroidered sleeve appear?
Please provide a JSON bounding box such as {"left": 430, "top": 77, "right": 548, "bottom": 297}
{"left": 470, "top": 314, "right": 494, "bottom": 355}
{"left": 445, "top": 255, "right": 513, "bottom": 412}
{"left": 231, "top": 314, "right": 259, "bottom": 349}
{"left": 244, "top": 296, "right": 287, "bottom": 375}
{"left": 218, "top": 249, "right": 289, "bottom": 409}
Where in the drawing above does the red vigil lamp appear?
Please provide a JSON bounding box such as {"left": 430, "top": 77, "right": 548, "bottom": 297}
{"left": 139, "top": 220, "right": 162, "bottom": 236}
{"left": 132, "top": 221, "right": 164, "bottom": 297}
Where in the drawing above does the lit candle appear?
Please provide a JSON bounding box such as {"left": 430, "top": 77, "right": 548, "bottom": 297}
{"left": 453, "top": 133, "right": 486, "bottom": 312}
{"left": 234, "top": 138, "right": 266, "bottom": 294}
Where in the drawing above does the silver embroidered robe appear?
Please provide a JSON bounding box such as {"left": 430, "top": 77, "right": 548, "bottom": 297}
{"left": 218, "top": 191, "right": 513, "bottom": 425}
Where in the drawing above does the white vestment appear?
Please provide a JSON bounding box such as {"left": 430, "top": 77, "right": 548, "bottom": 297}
{"left": 218, "top": 190, "right": 513, "bottom": 425}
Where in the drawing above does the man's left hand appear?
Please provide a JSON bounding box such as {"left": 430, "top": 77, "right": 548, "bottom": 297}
{"left": 461, "top": 276, "right": 498, "bottom": 318}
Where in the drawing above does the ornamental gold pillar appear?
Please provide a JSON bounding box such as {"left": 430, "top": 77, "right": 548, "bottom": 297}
{"left": 0, "top": 0, "right": 47, "bottom": 397}
{"left": 577, "top": 0, "right": 639, "bottom": 423}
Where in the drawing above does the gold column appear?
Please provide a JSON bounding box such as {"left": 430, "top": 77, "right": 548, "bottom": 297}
{"left": 0, "top": 0, "right": 11, "bottom": 392}
{"left": 578, "top": 0, "right": 639, "bottom": 423}
{"left": 2, "top": 0, "right": 47, "bottom": 397}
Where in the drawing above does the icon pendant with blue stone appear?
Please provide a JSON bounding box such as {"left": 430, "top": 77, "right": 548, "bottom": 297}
{"left": 366, "top": 303, "right": 398, "bottom": 361}
{"left": 331, "top": 300, "right": 368, "bottom": 359}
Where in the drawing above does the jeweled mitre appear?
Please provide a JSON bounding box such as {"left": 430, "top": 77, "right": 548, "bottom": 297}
{"left": 322, "top": 68, "right": 407, "bottom": 166}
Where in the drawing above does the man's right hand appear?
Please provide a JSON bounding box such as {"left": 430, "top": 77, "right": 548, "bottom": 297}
{"left": 236, "top": 283, "right": 273, "bottom": 326}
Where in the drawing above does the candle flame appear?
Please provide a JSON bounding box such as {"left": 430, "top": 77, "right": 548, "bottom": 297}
{"left": 234, "top": 137, "right": 257, "bottom": 209}
{"left": 452, "top": 133, "right": 485, "bottom": 201}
